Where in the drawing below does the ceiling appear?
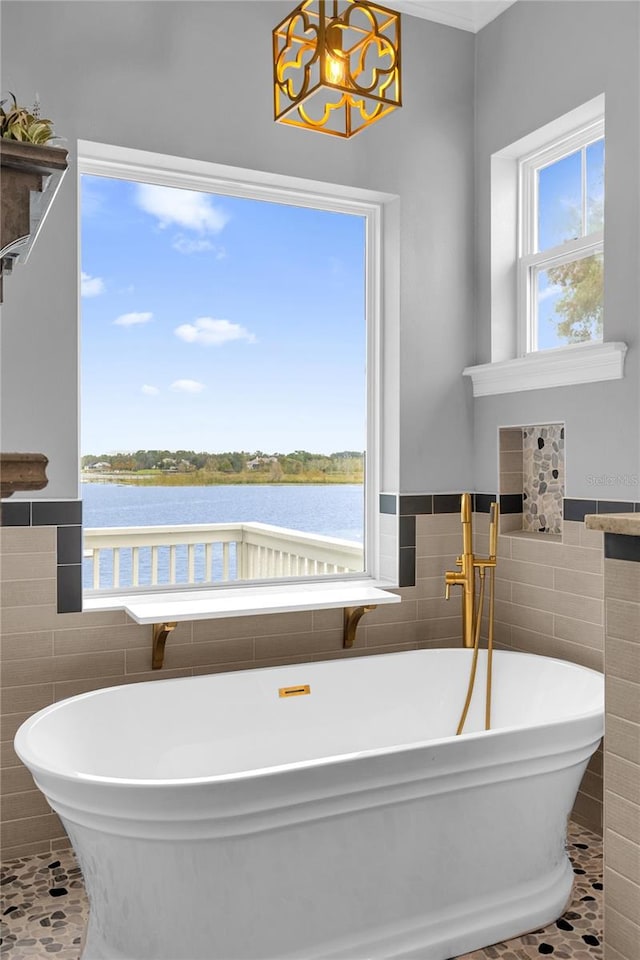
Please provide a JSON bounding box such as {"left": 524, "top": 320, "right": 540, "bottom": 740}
{"left": 387, "top": 1, "right": 518, "bottom": 33}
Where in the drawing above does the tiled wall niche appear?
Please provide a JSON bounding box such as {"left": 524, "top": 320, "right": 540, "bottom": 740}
{"left": 499, "top": 424, "right": 565, "bottom": 536}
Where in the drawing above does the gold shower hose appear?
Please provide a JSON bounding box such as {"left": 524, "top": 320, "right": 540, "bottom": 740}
{"left": 456, "top": 502, "right": 498, "bottom": 736}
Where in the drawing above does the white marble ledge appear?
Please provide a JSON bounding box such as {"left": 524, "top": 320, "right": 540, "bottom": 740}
{"left": 584, "top": 514, "right": 640, "bottom": 537}
{"left": 84, "top": 582, "right": 402, "bottom": 624}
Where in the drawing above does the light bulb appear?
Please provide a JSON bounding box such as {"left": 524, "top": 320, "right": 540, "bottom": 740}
{"left": 325, "top": 21, "right": 345, "bottom": 85}
{"left": 326, "top": 54, "right": 345, "bottom": 85}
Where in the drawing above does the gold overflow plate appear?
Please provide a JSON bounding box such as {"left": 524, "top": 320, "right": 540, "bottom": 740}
{"left": 279, "top": 684, "right": 311, "bottom": 697}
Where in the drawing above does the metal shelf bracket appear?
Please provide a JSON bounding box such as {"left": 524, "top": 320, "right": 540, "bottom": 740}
{"left": 343, "top": 604, "right": 376, "bottom": 648}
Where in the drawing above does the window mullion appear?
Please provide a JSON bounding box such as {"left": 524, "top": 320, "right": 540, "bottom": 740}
{"left": 522, "top": 233, "right": 603, "bottom": 272}
{"left": 530, "top": 262, "right": 538, "bottom": 353}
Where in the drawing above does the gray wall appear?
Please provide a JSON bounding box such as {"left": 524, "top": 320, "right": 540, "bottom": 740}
{"left": 3, "top": 1, "right": 638, "bottom": 503}
{"left": 474, "top": 1, "right": 640, "bottom": 501}
{"left": 0, "top": 0, "right": 476, "bottom": 498}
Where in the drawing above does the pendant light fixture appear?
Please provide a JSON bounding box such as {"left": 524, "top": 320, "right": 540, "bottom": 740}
{"left": 273, "top": 0, "right": 402, "bottom": 138}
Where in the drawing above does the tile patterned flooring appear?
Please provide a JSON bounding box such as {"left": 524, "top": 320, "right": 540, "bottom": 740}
{"left": 1, "top": 822, "right": 602, "bottom": 959}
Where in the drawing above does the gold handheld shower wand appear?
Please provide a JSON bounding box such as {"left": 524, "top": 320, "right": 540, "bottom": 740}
{"left": 444, "top": 494, "right": 476, "bottom": 649}
{"left": 444, "top": 495, "right": 499, "bottom": 734}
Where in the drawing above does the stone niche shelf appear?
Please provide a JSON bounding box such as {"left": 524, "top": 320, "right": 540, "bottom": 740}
{"left": 0, "top": 453, "right": 49, "bottom": 498}
{"left": 0, "top": 139, "right": 69, "bottom": 301}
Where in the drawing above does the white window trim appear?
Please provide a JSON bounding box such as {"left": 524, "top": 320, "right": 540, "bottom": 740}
{"left": 517, "top": 118, "right": 605, "bottom": 356}
{"left": 478, "top": 95, "right": 626, "bottom": 397}
{"left": 77, "top": 140, "right": 401, "bottom": 612}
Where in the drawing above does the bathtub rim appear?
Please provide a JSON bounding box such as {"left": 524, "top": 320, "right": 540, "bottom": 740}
{"left": 14, "top": 648, "right": 604, "bottom": 790}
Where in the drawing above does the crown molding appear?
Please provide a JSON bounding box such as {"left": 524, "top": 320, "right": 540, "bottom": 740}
{"left": 387, "top": 1, "right": 517, "bottom": 33}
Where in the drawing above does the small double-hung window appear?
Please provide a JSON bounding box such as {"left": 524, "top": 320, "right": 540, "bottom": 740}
{"left": 518, "top": 119, "right": 604, "bottom": 353}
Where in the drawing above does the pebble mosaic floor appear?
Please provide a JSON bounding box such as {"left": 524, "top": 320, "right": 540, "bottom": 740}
{"left": 1, "top": 822, "right": 602, "bottom": 959}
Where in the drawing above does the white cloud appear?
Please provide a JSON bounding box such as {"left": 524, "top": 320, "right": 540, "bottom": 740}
{"left": 170, "top": 379, "right": 206, "bottom": 394}
{"left": 172, "top": 236, "right": 215, "bottom": 255}
{"left": 538, "top": 283, "right": 561, "bottom": 303}
{"left": 136, "top": 184, "right": 229, "bottom": 234}
{"left": 141, "top": 384, "right": 160, "bottom": 396}
{"left": 81, "top": 272, "right": 105, "bottom": 297}
{"left": 174, "top": 317, "right": 256, "bottom": 347}
{"left": 113, "top": 311, "right": 154, "bottom": 327}
{"left": 81, "top": 182, "right": 105, "bottom": 219}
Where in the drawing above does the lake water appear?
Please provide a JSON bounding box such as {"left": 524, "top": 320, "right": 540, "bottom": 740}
{"left": 83, "top": 482, "right": 364, "bottom": 540}
{"left": 82, "top": 482, "right": 364, "bottom": 588}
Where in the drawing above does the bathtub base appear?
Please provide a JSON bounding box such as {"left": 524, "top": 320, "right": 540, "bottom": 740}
{"left": 68, "top": 776, "right": 579, "bottom": 960}
{"left": 323, "top": 860, "right": 575, "bottom": 960}
{"left": 78, "top": 856, "right": 574, "bottom": 960}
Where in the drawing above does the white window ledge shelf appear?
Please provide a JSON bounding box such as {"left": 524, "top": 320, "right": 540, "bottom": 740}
{"left": 463, "top": 341, "right": 627, "bottom": 397}
{"left": 84, "top": 581, "right": 401, "bottom": 624}
{"left": 84, "top": 581, "right": 401, "bottom": 668}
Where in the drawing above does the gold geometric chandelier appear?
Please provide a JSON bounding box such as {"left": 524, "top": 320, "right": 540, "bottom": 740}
{"left": 273, "top": 0, "right": 402, "bottom": 138}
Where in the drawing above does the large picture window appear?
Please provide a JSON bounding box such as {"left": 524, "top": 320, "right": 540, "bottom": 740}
{"left": 79, "top": 146, "right": 381, "bottom": 596}
{"left": 518, "top": 119, "right": 604, "bottom": 353}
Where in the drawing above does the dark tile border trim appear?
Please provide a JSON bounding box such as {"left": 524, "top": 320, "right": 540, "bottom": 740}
{"left": 399, "top": 495, "right": 433, "bottom": 515}
{"left": 597, "top": 501, "right": 635, "bottom": 514}
{"left": 474, "top": 494, "right": 497, "bottom": 514}
{"left": 500, "top": 493, "right": 524, "bottom": 515}
{"left": 57, "top": 525, "right": 83, "bottom": 565}
{"left": 433, "top": 493, "right": 462, "bottom": 514}
{"left": 399, "top": 516, "right": 416, "bottom": 548}
{"left": 32, "top": 500, "right": 82, "bottom": 526}
{"left": 0, "top": 500, "right": 83, "bottom": 613}
{"left": 389, "top": 493, "right": 502, "bottom": 518}
{"left": 564, "top": 499, "right": 598, "bottom": 522}
{"left": 0, "top": 501, "right": 31, "bottom": 526}
{"left": 604, "top": 533, "right": 640, "bottom": 563}
{"left": 379, "top": 494, "right": 397, "bottom": 515}
{"left": 57, "top": 564, "right": 83, "bottom": 613}
{"left": 398, "top": 547, "right": 416, "bottom": 587}
{"left": 564, "top": 498, "right": 640, "bottom": 522}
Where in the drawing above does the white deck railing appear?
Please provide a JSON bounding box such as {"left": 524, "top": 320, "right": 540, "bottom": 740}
{"left": 83, "top": 522, "right": 363, "bottom": 591}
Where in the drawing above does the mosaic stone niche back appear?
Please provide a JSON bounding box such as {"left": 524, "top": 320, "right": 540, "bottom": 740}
{"left": 523, "top": 424, "right": 565, "bottom": 535}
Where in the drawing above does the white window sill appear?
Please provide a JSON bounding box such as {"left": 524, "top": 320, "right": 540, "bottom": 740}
{"left": 83, "top": 580, "right": 401, "bottom": 624}
{"left": 463, "top": 341, "right": 627, "bottom": 397}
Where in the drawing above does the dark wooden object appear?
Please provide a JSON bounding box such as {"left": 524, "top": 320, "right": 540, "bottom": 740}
{"left": 0, "top": 139, "right": 68, "bottom": 301}
{"left": 0, "top": 453, "right": 49, "bottom": 498}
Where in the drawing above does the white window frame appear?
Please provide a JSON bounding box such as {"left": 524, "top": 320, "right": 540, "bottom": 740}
{"left": 465, "top": 96, "right": 627, "bottom": 397}
{"left": 77, "top": 140, "right": 400, "bottom": 607}
{"left": 517, "top": 118, "right": 604, "bottom": 355}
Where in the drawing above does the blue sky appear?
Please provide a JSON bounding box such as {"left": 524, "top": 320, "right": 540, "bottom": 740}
{"left": 81, "top": 176, "right": 366, "bottom": 455}
{"left": 536, "top": 137, "right": 604, "bottom": 349}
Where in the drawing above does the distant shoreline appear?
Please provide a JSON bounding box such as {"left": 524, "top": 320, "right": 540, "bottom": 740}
{"left": 81, "top": 472, "right": 363, "bottom": 487}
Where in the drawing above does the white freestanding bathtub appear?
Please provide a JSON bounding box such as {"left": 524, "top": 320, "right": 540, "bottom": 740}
{"left": 15, "top": 648, "right": 603, "bottom": 960}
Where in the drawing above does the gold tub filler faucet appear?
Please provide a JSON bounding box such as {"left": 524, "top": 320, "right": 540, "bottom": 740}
{"left": 444, "top": 493, "right": 499, "bottom": 735}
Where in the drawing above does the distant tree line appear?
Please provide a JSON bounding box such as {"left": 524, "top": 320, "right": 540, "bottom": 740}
{"left": 82, "top": 449, "right": 364, "bottom": 478}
